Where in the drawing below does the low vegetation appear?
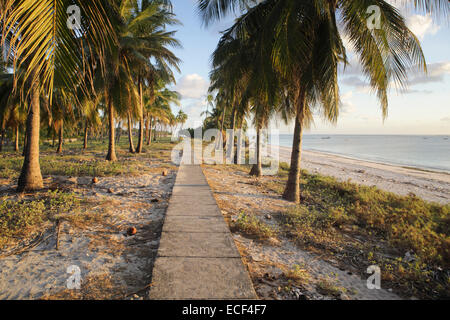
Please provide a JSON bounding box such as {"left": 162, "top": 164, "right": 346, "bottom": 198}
{"left": 260, "top": 162, "right": 450, "bottom": 299}
{"left": 284, "top": 264, "right": 310, "bottom": 285}
{"left": 0, "top": 137, "right": 177, "bottom": 179}
{"left": 0, "top": 137, "right": 177, "bottom": 253}
{"left": 0, "top": 190, "right": 80, "bottom": 249}
{"left": 316, "top": 277, "right": 347, "bottom": 298}
{"left": 232, "top": 211, "right": 277, "bottom": 240}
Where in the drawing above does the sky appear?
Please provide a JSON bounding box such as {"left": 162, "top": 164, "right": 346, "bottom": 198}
{"left": 169, "top": 0, "right": 450, "bottom": 135}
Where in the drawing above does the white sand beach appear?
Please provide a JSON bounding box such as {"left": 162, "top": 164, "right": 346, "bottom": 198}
{"left": 274, "top": 146, "right": 450, "bottom": 204}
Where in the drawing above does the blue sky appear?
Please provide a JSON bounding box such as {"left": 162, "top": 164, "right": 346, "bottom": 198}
{"left": 169, "top": 0, "right": 450, "bottom": 134}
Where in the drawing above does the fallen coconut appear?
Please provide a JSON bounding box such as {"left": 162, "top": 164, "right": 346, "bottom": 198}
{"left": 127, "top": 227, "right": 137, "bottom": 236}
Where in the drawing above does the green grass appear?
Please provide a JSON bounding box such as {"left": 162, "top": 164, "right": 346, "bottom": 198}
{"left": 0, "top": 135, "right": 177, "bottom": 250}
{"left": 0, "top": 136, "right": 178, "bottom": 179}
{"left": 265, "top": 162, "right": 450, "bottom": 299}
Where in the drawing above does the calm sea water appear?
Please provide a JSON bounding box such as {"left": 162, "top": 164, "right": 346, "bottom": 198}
{"left": 275, "top": 134, "right": 450, "bottom": 173}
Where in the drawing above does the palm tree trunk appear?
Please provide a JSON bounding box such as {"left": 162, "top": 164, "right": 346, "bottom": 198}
{"left": 234, "top": 118, "right": 244, "bottom": 164}
{"left": 147, "top": 116, "right": 153, "bottom": 145}
{"left": 83, "top": 120, "right": 88, "bottom": 150}
{"left": 216, "top": 106, "right": 227, "bottom": 150}
{"left": 15, "top": 125, "right": 19, "bottom": 152}
{"left": 106, "top": 96, "right": 117, "bottom": 161}
{"left": 145, "top": 115, "right": 150, "bottom": 145}
{"left": 227, "top": 107, "right": 237, "bottom": 163}
{"left": 56, "top": 120, "right": 63, "bottom": 153}
{"left": 250, "top": 127, "right": 262, "bottom": 177}
{"left": 116, "top": 121, "right": 122, "bottom": 144}
{"left": 17, "top": 72, "right": 43, "bottom": 192}
{"left": 22, "top": 129, "right": 27, "bottom": 156}
{"left": 127, "top": 112, "right": 135, "bottom": 153}
{"left": 136, "top": 77, "right": 144, "bottom": 153}
{"left": 0, "top": 129, "right": 4, "bottom": 152}
{"left": 282, "top": 89, "right": 306, "bottom": 203}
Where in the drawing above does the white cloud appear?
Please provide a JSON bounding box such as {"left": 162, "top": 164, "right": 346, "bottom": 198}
{"left": 181, "top": 99, "right": 207, "bottom": 129}
{"left": 441, "top": 116, "right": 450, "bottom": 123}
{"left": 175, "top": 74, "right": 209, "bottom": 100}
{"left": 340, "top": 60, "right": 450, "bottom": 94}
{"left": 406, "top": 14, "right": 440, "bottom": 39}
{"left": 407, "top": 62, "right": 450, "bottom": 85}
{"left": 340, "top": 91, "right": 357, "bottom": 114}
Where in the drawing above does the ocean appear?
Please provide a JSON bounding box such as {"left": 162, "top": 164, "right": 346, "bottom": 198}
{"left": 275, "top": 134, "right": 450, "bottom": 173}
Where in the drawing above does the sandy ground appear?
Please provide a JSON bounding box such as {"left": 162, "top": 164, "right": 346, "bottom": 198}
{"left": 274, "top": 146, "right": 450, "bottom": 205}
{"left": 0, "top": 170, "right": 176, "bottom": 300}
{"left": 203, "top": 165, "right": 403, "bottom": 300}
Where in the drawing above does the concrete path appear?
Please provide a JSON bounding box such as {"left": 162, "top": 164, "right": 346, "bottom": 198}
{"left": 148, "top": 153, "right": 257, "bottom": 299}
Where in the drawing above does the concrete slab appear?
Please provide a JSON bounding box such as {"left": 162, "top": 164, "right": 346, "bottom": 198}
{"left": 175, "top": 169, "right": 208, "bottom": 180}
{"left": 149, "top": 257, "right": 257, "bottom": 300}
{"left": 157, "top": 232, "right": 241, "bottom": 258}
{"left": 166, "top": 201, "right": 222, "bottom": 217}
{"left": 149, "top": 162, "right": 257, "bottom": 300}
{"left": 162, "top": 216, "right": 229, "bottom": 233}
{"left": 174, "top": 174, "right": 208, "bottom": 185}
{"left": 171, "top": 185, "right": 213, "bottom": 197}
{"left": 166, "top": 197, "right": 220, "bottom": 209}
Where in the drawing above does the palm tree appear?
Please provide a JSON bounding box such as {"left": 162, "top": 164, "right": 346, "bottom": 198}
{"left": 119, "top": 0, "right": 181, "bottom": 154}
{"left": 210, "top": 27, "right": 273, "bottom": 166}
{"left": 0, "top": 70, "right": 26, "bottom": 152}
{"left": 175, "top": 110, "right": 188, "bottom": 137}
{"left": 145, "top": 84, "right": 180, "bottom": 143}
{"left": 49, "top": 88, "right": 77, "bottom": 154}
{"left": 78, "top": 94, "right": 102, "bottom": 150}
{"left": 2, "top": 0, "right": 114, "bottom": 191}
{"left": 197, "top": 0, "right": 444, "bottom": 203}
{"left": 204, "top": 94, "right": 215, "bottom": 123}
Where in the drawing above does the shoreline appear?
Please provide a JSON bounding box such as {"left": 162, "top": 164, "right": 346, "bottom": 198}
{"left": 271, "top": 144, "right": 450, "bottom": 175}
{"left": 271, "top": 145, "right": 450, "bottom": 204}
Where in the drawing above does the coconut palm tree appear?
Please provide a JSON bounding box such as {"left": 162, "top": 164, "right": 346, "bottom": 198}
{"left": 197, "top": 0, "right": 442, "bottom": 202}
{"left": 98, "top": 0, "right": 181, "bottom": 157}
{"left": 78, "top": 94, "right": 103, "bottom": 150}
{"left": 204, "top": 94, "right": 215, "bottom": 123}
{"left": 1, "top": 0, "right": 114, "bottom": 191}
{"left": 210, "top": 26, "right": 277, "bottom": 166}
{"left": 119, "top": 0, "right": 181, "bottom": 153}
{"left": 145, "top": 84, "right": 180, "bottom": 143}
{"left": 175, "top": 110, "right": 188, "bottom": 137}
